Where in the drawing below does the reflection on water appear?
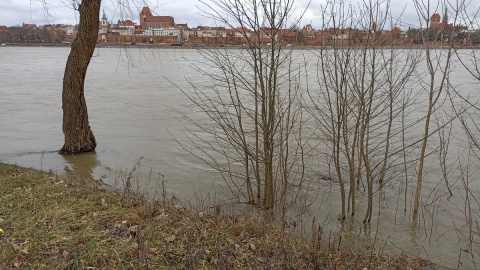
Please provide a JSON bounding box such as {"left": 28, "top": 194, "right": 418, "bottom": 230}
{"left": 62, "top": 152, "right": 99, "bottom": 181}
{"left": 0, "top": 47, "right": 479, "bottom": 269}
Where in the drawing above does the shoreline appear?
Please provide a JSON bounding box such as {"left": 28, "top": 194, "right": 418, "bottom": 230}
{"left": 2, "top": 42, "right": 478, "bottom": 50}
{"left": 0, "top": 163, "right": 441, "bottom": 269}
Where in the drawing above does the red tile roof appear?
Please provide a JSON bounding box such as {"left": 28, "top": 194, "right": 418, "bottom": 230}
{"left": 122, "top": 20, "right": 135, "bottom": 27}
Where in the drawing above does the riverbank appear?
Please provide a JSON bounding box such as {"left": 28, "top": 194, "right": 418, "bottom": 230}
{"left": 2, "top": 42, "right": 478, "bottom": 50}
{"left": 0, "top": 163, "right": 438, "bottom": 269}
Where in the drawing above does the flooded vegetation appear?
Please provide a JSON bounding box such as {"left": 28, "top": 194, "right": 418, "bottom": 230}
{"left": 0, "top": 163, "right": 439, "bottom": 269}
{"left": 1, "top": 1, "right": 480, "bottom": 267}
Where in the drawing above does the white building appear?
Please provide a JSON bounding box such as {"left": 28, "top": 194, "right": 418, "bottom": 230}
{"left": 60, "top": 25, "right": 77, "bottom": 36}
{"left": 143, "top": 28, "right": 181, "bottom": 37}
{"left": 189, "top": 26, "right": 226, "bottom": 38}
{"left": 113, "top": 28, "right": 135, "bottom": 36}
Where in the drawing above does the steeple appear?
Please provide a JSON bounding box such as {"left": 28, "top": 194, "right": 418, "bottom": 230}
{"left": 101, "top": 10, "right": 109, "bottom": 27}
{"left": 102, "top": 10, "right": 107, "bottom": 21}
{"left": 442, "top": 7, "right": 448, "bottom": 23}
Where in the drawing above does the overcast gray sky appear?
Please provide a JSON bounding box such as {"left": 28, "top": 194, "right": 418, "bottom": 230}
{"left": 0, "top": 0, "right": 478, "bottom": 29}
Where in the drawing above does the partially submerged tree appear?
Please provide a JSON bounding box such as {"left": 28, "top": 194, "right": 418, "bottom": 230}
{"left": 180, "top": 0, "right": 311, "bottom": 210}
{"left": 59, "top": 0, "right": 100, "bottom": 154}
{"left": 411, "top": 0, "right": 458, "bottom": 218}
{"left": 309, "top": 0, "right": 421, "bottom": 222}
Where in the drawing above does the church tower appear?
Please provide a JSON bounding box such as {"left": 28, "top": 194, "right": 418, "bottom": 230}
{"left": 430, "top": 13, "right": 441, "bottom": 28}
{"left": 442, "top": 7, "right": 448, "bottom": 23}
{"left": 101, "top": 10, "right": 109, "bottom": 26}
{"left": 99, "top": 10, "right": 110, "bottom": 42}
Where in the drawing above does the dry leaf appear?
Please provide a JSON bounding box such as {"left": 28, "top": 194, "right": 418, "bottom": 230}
{"left": 154, "top": 212, "right": 168, "bottom": 220}
{"left": 164, "top": 234, "right": 176, "bottom": 242}
{"left": 128, "top": 225, "right": 139, "bottom": 237}
{"left": 11, "top": 242, "right": 21, "bottom": 251}
{"left": 298, "top": 258, "right": 308, "bottom": 268}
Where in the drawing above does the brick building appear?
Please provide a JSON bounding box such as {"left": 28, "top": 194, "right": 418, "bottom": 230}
{"left": 139, "top": 7, "right": 175, "bottom": 30}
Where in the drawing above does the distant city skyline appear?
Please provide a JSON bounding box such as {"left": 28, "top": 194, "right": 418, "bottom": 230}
{"left": 0, "top": 0, "right": 479, "bottom": 30}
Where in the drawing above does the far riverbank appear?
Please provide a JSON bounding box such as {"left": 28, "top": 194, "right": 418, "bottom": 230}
{"left": 2, "top": 42, "right": 478, "bottom": 50}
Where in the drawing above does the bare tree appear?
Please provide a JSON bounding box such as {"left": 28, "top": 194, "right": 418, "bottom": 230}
{"left": 412, "top": 0, "right": 457, "bottom": 217}
{"left": 59, "top": 0, "right": 100, "bottom": 154}
{"left": 177, "top": 0, "right": 310, "bottom": 210}
{"left": 309, "top": 0, "right": 420, "bottom": 222}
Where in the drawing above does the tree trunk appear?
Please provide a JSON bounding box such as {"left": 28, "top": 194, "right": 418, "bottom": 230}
{"left": 59, "top": 0, "right": 100, "bottom": 154}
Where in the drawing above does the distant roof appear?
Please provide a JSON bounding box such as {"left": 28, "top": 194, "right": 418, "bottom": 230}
{"left": 147, "top": 16, "right": 174, "bottom": 23}
{"left": 122, "top": 20, "right": 135, "bottom": 26}
{"left": 22, "top": 23, "right": 37, "bottom": 28}
{"left": 177, "top": 23, "right": 188, "bottom": 29}
{"left": 140, "top": 7, "right": 152, "bottom": 16}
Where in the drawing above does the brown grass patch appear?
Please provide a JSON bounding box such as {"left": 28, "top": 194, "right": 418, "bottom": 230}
{"left": 0, "top": 163, "right": 438, "bottom": 269}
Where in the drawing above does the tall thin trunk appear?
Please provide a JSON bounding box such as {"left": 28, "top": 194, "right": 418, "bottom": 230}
{"left": 60, "top": 0, "right": 100, "bottom": 154}
{"left": 414, "top": 29, "right": 453, "bottom": 217}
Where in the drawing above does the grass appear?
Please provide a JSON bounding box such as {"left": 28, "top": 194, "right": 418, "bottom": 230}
{"left": 0, "top": 163, "right": 438, "bottom": 269}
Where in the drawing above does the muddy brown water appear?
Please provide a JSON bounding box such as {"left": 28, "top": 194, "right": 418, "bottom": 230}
{"left": 1, "top": 46, "right": 479, "bottom": 269}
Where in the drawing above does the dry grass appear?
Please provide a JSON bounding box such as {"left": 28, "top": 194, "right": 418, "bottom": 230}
{"left": 0, "top": 163, "right": 438, "bottom": 269}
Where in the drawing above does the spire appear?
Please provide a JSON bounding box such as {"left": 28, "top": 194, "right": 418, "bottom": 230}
{"left": 102, "top": 10, "right": 107, "bottom": 21}
{"left": 443, "top": 7, "right": 448, "bottom": 23}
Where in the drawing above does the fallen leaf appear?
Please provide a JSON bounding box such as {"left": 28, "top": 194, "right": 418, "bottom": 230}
{"left": 154, "top": 212, "right": 168, "bottom": 220}
{"left": 297, "top": 259, "right": 306, "bottom": 268}
{"left": 80, "top": 214, "right": 89, "bottom": 222}
{"left": 20, "top": 249, "right": 29, "bottom": 255}
{"left": 128, "top": 225, "right": 138, "bottom": 237}
{"left": 13, "top": 262, "right": 22, "bottom": 268}
{"left": 10, "top": 242, "right": 21, "bottom": 251}
{"left": 164, "top": 234, "right": 176, "bottom": 242}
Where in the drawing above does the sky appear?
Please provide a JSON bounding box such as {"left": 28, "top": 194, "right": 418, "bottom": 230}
{"left": 0, "top": 0, "right": 478, "bottom": 30}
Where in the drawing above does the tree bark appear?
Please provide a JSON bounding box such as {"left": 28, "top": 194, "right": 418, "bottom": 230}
{"left": 59, "top": 0, "right": 100, "bottom": 154}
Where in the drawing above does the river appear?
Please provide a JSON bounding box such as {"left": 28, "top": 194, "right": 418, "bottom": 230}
{"left": 0, "top": 46, "right": 479, "bottom": 269}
